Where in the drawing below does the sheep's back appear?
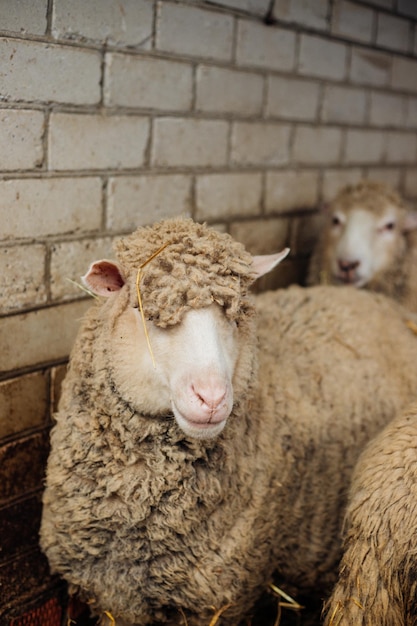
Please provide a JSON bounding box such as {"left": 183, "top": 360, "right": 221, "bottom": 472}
{"left": 252, "top": 285, "right": 417, "bottom": 591}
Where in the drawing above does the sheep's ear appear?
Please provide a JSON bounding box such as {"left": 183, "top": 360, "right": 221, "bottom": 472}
{"left": 82, "top": 260, "right": 126, "bottom": 297}
{"left": 252, "top": 248, "right": 290, "bottom": 279}
{"left": 403, "top": 210, "right": 417, "bottom": 233}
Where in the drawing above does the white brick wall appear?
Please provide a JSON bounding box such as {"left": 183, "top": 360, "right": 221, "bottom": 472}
{"left": 196, "top": 172, "right": 263, "bottom": 220}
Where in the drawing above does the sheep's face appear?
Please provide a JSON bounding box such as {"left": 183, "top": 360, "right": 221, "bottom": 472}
{"left": 109, "top": 303, "right": 239, "bottom": 439}
{"left": 327, "top": 205, "right": 406, "bottom": 287}
{"left": 82, "top": 244, "right": 289, "bottom": 439}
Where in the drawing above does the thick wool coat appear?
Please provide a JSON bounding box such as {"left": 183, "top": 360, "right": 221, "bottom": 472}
{"left": 41, "top": 219, "right": 417, "bottom": 625}
{"left": 323, "top": 401, "right": 417, "bottom": 626}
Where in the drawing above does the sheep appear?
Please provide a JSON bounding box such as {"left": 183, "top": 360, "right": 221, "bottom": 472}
{"left": 40, "top": 217, "right": 417, "bottom": 626}
{"left": 323, "top": 400, "right": 417, "bottom": 626}
{"left": 306, "top": 180, "right": 417, "bottom": 312}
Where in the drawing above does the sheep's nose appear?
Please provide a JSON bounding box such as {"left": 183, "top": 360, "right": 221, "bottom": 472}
{"left": 193, "top": 383, "right": 227, "bottom": 412}
{"left": 338, "top": 259, "right": 360, "bottom": 272}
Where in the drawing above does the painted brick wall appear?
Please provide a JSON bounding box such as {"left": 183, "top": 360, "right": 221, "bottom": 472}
{"left": 1, "top": 0, "right": 417, "bottom": 621}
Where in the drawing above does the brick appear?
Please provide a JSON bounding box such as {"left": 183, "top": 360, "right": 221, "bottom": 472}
{"left": 107, "top": 175, "right": 192, "bottom": 230}
{"left": 231, "top": 122, "right": 291, "bottom": 166}
{"left": 404, "top": 167, "right": 417, "bottom": 197}
{"left": 0, "top": 0, "right": 47, "bottom": 35}
{"left": 293, "top": 126, "right": 342, "bottom": 164}
{"left": 196, "top": 66, "right": 263, "bottom": 116}
{"left": 290, "top": 212, "right": 324, "bottom": 256}
{"left": 332, "top": 1, "right": 374, "bottom": 43}
{"left": 366, "top": 168, "right": 401, "bottom": 189}
{"left": 236, "top": 19, "right": 296, "bottom": 71}
{"left": 0, "top": 300, "right": 90, "bottom": 373}
{"left": 0, "top": 178, "right": 102, "bottom": 240}
{"left": 50, "top": 237, "right": 115, "bottom": 301}
{"left": 0, "top": 431, "right": 49, "bottom": 504}
{"left": 0, "top": 495, "right": 43, "bottom": 562}
{"left": 350, "top": 48, "right": 391, "bottom": 86}
{"left": 104, "top": 54, "right": 193, "bottom": 111}
{"left": 156, "top": 3, "right": 233, "bottom": 61}
{"left": 49, "top": 113, "right": 150, "bottom": 170}
{"left": 271, "top": 0, "right": 328, "bottom": 30}
{"left": 0, "top": 549, "right": 59, "bottom": 613}
{"left": 376, "top": 13, "right": 410, "bottom": 53}
{"left": 229, "top": 217, "right": 289, "bottom": 255}
{"left": 321, "top": 85, "right": 366, "bottom": 124}
{"left": 0, "top": 372, "right": 48, "bottom": 440}
{"left": 298, "top": 35, "right": 347, "bottom": 80}
{"left": 398, "top": 0, "right": 417, "bottom": 19}
{"left": 0, "top": 110, "right": 44, "bottom": 171}
{"left": 392, "top": 57, "right": 417, "bottom": 93}
{"left": 322, "top": 168, "right": 364, "bottom": 200}
{"left": 0, "top": 38, "right": 100, "bottom": 105}
{"left": 52, "top": 0, "right": 153, "bottom": 47}
{"left": 344, "top": 129, "right": 385, "bottom": 163}
{"left": 0, "top": 244, "right": 46, "bottom": 313}
{"left": 385, "top": 132, "right": 417, "bottom": 163}
{"left": 369, "top": 92, "right": 406, "bottom": 127}
{"left": 266, "top": 76, "right": 320, "bottom": 121}
{"left": 195, "top": 172, "right": 262, "bottom": 221}
{"left": 407, "top": 97, "right": 417, "bottom": 127}
{"left": 152, "top": 118, "right": 228, "bottom": 167}
{"left": 265, "top": 170, "right": 320, "bottom": 213}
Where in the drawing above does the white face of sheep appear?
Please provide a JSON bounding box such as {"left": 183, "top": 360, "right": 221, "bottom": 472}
{"left": 327, "top": 205, "right": 417, "bottom": 287}
{"left": 82, "top": 249, "right": 289, "bottom": 440}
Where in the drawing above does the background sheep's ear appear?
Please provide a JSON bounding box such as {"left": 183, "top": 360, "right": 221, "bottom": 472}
{"left": 252, "top": 248, "right": 290, "bottom": 279}
{"left": 82, "top": 260, "right": 126, "bottom": 296}
{"left": 403, "top": 210, "right": 417, "bottom": 233}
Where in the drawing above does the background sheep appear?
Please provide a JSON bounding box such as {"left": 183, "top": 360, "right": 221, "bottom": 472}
{"left": 40, "top": 218, "right": 417, "bottom": 626}
{"left": 323, "top": 400, "right": 417, "bottom": 626}
{"left": 307, "top": 180, "right": 417, "bottom": 312}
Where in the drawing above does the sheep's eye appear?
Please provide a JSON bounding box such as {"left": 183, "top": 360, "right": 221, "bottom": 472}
{"left": 383, "top": 221, "right": 395, "bottom": 231}
{"left": 331, "top": 215, "right": 341, "bottom": 227}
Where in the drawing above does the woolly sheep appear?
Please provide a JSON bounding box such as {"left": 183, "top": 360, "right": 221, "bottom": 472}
{"left": 307, "top": 180, "right": 417, "bottom": 312}
{"left": 40, "top": 218, "right": 417, "bottom": 626}
{"left": 323, "top": 400, "right": 417, "bottom": 626}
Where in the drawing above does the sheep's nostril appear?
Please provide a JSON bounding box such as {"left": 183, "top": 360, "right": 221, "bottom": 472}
{"left": 338, "top": 259, "right": 360, "bottom": 272}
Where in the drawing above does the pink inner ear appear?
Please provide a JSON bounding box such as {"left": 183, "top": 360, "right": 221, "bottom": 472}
{"left": 82, "top": 260, "right": 125, "bottom": 297}
{"left": 252, "top": 248, "right": 290, "bottom": 279}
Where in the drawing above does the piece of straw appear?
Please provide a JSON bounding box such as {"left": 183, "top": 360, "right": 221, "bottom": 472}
{"left": 66, "top": 277, "right": 100, "bottom": 300}
{"left": 103, "top": 610, "right": 116, "bottom": 625}
{"left": 208, "top": 603, "right": 234, "bottom": 626}
{"left": 135, "top": 242, "right": 170, "bottom": 369}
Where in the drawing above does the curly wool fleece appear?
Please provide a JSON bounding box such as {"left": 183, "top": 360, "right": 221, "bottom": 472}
{"left": 115, "top": 218, "right": 256, "bottom": 327}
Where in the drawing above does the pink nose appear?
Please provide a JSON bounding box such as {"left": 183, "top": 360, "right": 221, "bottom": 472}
{"left": 191, "top": 383, "right": 228, "bottom": 422}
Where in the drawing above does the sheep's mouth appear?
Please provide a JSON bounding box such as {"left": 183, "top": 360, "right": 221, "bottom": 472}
{"left": 171, "top": 405, "right": 228, "bottom": 439}
{"left": 333, "top": 273, "right": 367, "bottom": 288}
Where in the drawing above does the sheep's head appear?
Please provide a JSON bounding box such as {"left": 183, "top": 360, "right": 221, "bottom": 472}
{"left": 319, "top": 181, "right": 417, "bottom": 287}
{"left": 82, "top": 218, "right": 289, "bottom": 439}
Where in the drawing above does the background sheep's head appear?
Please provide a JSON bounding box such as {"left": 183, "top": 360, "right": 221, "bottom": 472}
{"left": 314, "top": 180, "right": 417, "bottom": 287}
{"left": 81, "top": 218, "right": 289, "bottom": 439}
